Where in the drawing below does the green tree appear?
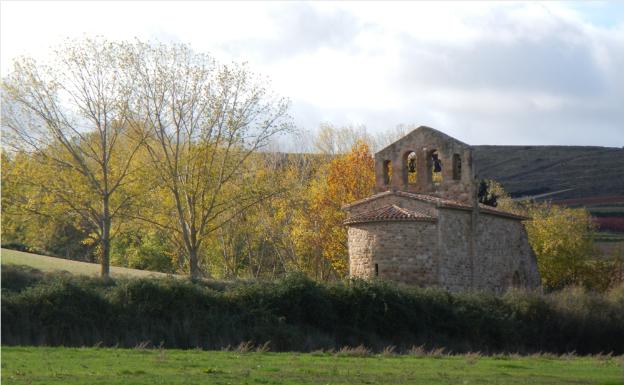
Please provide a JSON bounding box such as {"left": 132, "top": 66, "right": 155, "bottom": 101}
{"left": 199, "top": 152, "right": 307, "bottom": 279}
{"left": 110, "top": 229, "right": 175, "bottom": 273}
{"left": 478, "top": 180, "right": 498, "bottom": 207}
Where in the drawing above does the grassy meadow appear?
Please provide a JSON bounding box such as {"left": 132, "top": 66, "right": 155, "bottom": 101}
{"left": 0, "top": 248, "right": 176, "bottom": 279}
{"left": 2, "top": 346, "right": 623, "bottom": 385}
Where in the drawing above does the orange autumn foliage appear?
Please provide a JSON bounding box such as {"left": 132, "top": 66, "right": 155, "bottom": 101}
{"left": 297, "top": 140, "right": 375, "bottom": 277}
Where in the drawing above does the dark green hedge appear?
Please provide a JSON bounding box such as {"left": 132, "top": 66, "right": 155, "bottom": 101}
{"left": 2, "top": 264, "right": 623, "bottom": 354}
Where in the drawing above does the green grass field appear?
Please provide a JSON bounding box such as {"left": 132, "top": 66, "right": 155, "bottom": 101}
{"left": 2, "top": 347, "right": 622, "bottom": 385}
{"left": 0, "top": 248, "right": 176, "bottom": 279}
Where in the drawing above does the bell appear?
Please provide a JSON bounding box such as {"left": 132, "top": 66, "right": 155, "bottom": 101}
{"left": 433, "top": 159, "right": 442, "bottom": 173}
{"left": 408, "top": 158, "right": 416, "bottom": 173}
{"left": 432, "top": 153, "right": 442, "bottom": 173}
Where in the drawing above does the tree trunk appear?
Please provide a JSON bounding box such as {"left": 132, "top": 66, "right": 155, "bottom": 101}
{"left": 101, "top": 196, "right": 111, "bottom": 279}
{"left": 189, "top": 247, "right": 200, "bottom": 279}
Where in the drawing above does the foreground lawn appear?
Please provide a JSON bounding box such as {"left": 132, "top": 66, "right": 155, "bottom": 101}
{"left": 0, "top": 248, "right": 176, "bottom": 278}
{"left": 2, "top": 347, "right": 623, "bottom": 385}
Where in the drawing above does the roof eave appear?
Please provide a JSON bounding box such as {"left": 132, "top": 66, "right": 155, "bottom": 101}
{"left": 344, "top": 217, "right": 438, "bottom": 226}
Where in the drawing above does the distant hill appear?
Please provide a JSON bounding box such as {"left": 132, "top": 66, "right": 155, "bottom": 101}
{"left": 473, "top": 145, "right": 624, "bottom": 201}
{"left": 275, "top": 146, "right": 624, "bottom": 200}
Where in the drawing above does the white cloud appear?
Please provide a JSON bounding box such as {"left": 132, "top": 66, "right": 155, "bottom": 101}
{"left": 1, "top": 1, "right": 622, "bottom": 146}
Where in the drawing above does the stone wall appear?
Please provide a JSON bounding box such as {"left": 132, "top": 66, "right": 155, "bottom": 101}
{"left": 473, "top": 214, "right": 541, "bottom": 292}
{"left": 374, "top": 126, "right": 475, "bottom": 204}
{"left": 436, "top": 209, "right": 473, "bottom": 291}
{"left": 347, "top": 205, "right": 542, "bottom": 293}
{"left": 348, "top": 221, "right": 438, "bottom": 286}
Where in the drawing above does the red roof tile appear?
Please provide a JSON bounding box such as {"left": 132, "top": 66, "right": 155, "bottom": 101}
{"left": 342, "top": 190, "right": 528, "bottom": 220}
{"left": 394, "top": 191, "right": 472, "bottom": 209}
{"left": 477, "top": 204, "right": 528, "bottom": 220}
{"left": 344, "top": 204, "right": 436, "bottom": 225}
{"left": 342, "top": 190, "right": 471, "bottom": 210}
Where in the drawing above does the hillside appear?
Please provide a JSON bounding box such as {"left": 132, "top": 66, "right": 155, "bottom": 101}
{"left": 0, "top": 248, "right": 177, "bottom": 278}
{"left": 473, "top": 145, "right": 624, "bottom": 200}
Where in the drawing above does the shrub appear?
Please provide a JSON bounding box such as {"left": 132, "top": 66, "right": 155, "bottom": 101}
{"left": 1, "top": 264, "right": 46, "bottom": 292}
{"left": 2, "top": 277, "right": 113, "bottom": 346}
{"left": 2, "top": 265, "right": 623, "bottom": 354}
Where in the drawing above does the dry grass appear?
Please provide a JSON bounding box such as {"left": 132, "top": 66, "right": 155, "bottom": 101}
{"left": 234, "top": 341, "right": 254, "bottom": 354}
{"left": 337, "top": 345, "right": 371, "bottom": 357}
{"left": 133, "top": 341, "right": 152, "bottom": 350}
{"left": 1, "top": 248, "right": 177, "bottom": 279}
{"left": 407, "top": 345, "right": 427, "bottom": 357}
{"left": 255, "top": 341, "right": 271, "bottom": 353}
{"left": 381, "top": 345, "right": 397, "bottom": 356}
{"left": 464, "top": 351, "right": 482, "bottom": 365}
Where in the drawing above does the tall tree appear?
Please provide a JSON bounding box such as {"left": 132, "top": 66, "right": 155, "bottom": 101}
{"left": 294, "top": 140, "right": 375, "bottom": 279}
{"left": 130, "top": 42, "right": 292, "bottom": 278}
{"left": 524, "top": 202, "right": 597, "bottom": 290}
{"left": 2, "top": 38, "right": 144, "bottom": 278}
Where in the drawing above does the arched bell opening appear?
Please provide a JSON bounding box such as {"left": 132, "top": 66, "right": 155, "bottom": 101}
{"left": 428, "top": 149, "right": 443, "bottom": 185}
{"left": 403, "top": 150, "right": 418, "bottom": 186}
{"left": 383, "top": 160, "right": 392, "bottom": 186}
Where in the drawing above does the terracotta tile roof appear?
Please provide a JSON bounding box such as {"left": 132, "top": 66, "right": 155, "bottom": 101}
{"left": 399, "top": 191, "right": 528, "bottom": 219}
{"left": 394, "top": 191, "right": 472, "bottom": 210}
{"left": 477, "top": 204, "right": 529, "bottom": 220}
{"left": 342, "top": 190, "right": 471, "bottom": 210}
{"left": 344, "top": 204, "right": 436, "bottom": 225}
{"left": 342, "top": 190, "right": 528, "bottom": 220}
{"left": 341, "top": 191, "right": 394, "bottom": 209}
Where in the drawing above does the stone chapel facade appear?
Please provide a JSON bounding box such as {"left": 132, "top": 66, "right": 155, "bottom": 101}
{"left": 343, "top": 126, "right": 541, "bottom": 293}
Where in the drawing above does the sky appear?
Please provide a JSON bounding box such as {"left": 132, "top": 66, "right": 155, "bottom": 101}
{"left": 1, "top": 1, "right": 623, "bottom": 147}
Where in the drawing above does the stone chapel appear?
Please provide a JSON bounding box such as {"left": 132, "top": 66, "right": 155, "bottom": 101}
{"left": 343, "top": 126, "right": 541, "bottom": 293}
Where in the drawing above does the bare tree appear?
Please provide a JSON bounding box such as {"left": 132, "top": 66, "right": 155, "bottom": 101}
{"left": 2, "top": 38, "right": 144, "bottom": 278}
{"left": 314, "top": 123, "right": 373, "bottom": 155}
{"left": 130, "top": 42, "right": 292, "bottom": 278}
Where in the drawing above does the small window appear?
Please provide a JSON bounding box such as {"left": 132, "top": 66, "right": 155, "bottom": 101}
{"left": 383, "top": 160, "right": 392, "bottom": 185}
{"left": 452, "top": 154, "right": 461, "bottom": 180}
{"left": 374, "top": 263, "right": 379, "bottom": 277}
{"left": 406, "top": 151, "right": 417, "bottom": 185}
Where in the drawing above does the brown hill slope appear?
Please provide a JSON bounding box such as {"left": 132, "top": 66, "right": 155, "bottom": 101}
{"left": 472, "top": 145, "right": 624, "bottom": 200}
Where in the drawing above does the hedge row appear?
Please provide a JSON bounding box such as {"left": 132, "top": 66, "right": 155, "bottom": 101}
{"left": 2, "top": 264, "right": 624, "bottom": 354}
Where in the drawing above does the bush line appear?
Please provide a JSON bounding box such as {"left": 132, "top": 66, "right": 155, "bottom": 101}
{"left": 2, "top": 264, "right": 623, "bottom": 354}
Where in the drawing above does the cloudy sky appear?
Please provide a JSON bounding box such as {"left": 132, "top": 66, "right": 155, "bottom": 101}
{"left": 2, "top": 1, "right": 623, "bottom": 146}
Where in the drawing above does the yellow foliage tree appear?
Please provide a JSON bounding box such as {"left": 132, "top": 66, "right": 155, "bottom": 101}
{"left": 2, "top": 39, "right": 146, "bottom": 278}
{"left": 523, "top": 202, "right": 597, "bottom": 290}
{"left": 295, "top": 140, "right": 375, "bottom": 278}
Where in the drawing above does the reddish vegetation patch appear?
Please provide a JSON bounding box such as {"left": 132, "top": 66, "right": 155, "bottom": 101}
{"left": 594, "top": 217, "right": 624, "bottom": 233}
{"left": 555, "top": 196, "right": 624, "bottom": 206}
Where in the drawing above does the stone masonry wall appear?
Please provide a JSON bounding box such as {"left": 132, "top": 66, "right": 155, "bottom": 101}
{"left": 434, "top": 208, "right": 541, "bottom": 293}
{"left": 473, "top": 214, "right": 541, "bottom": 292}
{"left": 374, "top": 127, "right": 475, "bottom": 204}
{"left": 436, "top": 209, "right": 472, "bottom": 291}
{"left": 347, "top": 204, "right": 541, "bottom": 293}
{"left": 348, "top": 221, "right": 438, "bottom": 286}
